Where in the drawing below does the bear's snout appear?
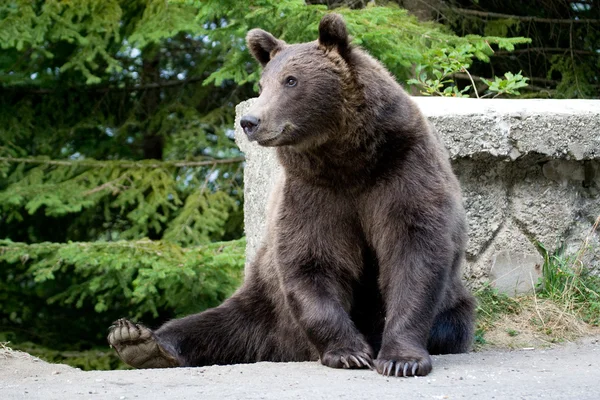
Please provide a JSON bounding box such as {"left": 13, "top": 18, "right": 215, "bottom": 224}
{"left": 240, "top": 115, "right": 261, "bottom": 139}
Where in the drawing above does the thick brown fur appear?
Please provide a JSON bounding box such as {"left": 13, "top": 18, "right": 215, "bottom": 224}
{"left": 108, "top": 13, "right": 475, "bottom": 377}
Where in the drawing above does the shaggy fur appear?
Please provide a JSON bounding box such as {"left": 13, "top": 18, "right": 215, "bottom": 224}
{"left": 108, "top": 13, "right": 475, "bottom": 378}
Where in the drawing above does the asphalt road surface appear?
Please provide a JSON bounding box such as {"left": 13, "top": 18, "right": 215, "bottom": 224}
{"left": 2, "top": 336, "right": 599, "bottom": 400}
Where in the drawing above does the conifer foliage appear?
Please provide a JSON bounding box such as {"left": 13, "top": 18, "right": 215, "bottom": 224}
{"left": 1, "top": 0, "right": 527, "bottom": 368}
{"left": 0, "top": 0, "right": 248, "bottom": 364}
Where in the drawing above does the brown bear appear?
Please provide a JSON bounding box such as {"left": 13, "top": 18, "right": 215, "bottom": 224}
{"left": 107, "top": 13, "right": 475, "bottom": 377}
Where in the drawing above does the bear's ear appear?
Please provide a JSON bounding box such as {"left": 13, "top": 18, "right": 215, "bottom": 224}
{"left": 318, "top": 13, "right": 350, "bottom": 57}
{"left": 246, "top": 29, "right": 285, "bottom": 67}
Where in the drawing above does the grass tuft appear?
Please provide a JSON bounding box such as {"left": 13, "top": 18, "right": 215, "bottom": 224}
{"left": 537, "top": 215, "right": 600, "bottom": 326}
{"left": 474, "top": 215, "right": 600, "bottom": 350}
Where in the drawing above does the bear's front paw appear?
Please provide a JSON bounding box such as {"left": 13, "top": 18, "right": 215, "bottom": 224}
{"left": 375, "top": 349, "right": 432, "bottom": 377}
{"left": 321, "top": 348, "right": 373, "bottom": 369}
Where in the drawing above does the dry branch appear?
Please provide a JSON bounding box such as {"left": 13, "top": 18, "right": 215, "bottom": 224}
{"left": 450, "top": 8, "right": 600, "bottom": 24}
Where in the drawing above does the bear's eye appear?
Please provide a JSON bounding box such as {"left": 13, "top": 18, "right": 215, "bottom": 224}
{"left": 284, "top": 76, "right": 298, "bottom": 87}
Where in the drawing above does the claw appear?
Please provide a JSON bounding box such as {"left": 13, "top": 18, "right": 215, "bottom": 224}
{"left": 349, "top": 355, "right": 360, "bottom": 367}
{"left": 403, "top": 363, "right": 409, "bottom": 377}
{"left": 340, "top": 356, "right": 350, "bottom": 369}
{"left": 358, "top": 356, "right": 372, "bottom": 369}
{"left": 412, "top": 363, "right": 418, "bottom": 376}
{"left": 125, "top": 319, "right": 138, "bottom": 334}
{"left": 394, "top": 362, "right": 401, "bottom": 377}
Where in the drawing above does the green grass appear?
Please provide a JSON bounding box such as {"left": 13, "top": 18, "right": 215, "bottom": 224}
{"left": 537, "top": 241, "right": 600, "bottom": 326}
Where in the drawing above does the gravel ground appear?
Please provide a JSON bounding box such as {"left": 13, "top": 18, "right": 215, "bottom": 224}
{"left": 2, "top": 336, "right": 599, "bottom": 400}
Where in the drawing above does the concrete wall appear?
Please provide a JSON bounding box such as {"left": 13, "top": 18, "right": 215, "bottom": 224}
{"left": 234, "top": 98, "right": 600, "bottom": 295}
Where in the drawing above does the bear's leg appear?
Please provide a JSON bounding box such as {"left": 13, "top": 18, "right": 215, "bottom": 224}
{"left": 427, "top": 293, "right": 476, "bottom": 355}
{"left": 275, "top": 187, "right": 375, "bottom": 370}
{"left": 276, "top": 250, "right": 374, "bottom": 370}
{"left": 368, "top": 219, "right": 457, "bottom": 377}
{"left": 282, "top": 276, "right": 374, "bottom": 370}
{"left": 374, "top": 267, "right": 441, "bottom": 377}
{"left": 108, "top": 279, "right": 315, "bottom": 369}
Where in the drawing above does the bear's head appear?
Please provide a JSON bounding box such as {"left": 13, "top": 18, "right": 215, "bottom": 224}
{"left": 240, "top": 14, "right": 355, "bottom": 149}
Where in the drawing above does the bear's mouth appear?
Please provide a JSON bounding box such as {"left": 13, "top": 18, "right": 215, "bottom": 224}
{"left": 257, "top": 136, "right": 279, "bottom": 146}
{"left": 256, "top": 123, "right": 296, "bottom": 147}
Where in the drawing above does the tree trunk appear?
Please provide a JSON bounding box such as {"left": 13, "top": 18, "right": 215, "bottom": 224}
{"left": 141, "top": 48, "right": 163, "bottom": 160}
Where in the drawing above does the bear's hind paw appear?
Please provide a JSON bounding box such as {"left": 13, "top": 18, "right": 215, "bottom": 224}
{"left": 107, "top": 318, "right": 179, "bottom": 369}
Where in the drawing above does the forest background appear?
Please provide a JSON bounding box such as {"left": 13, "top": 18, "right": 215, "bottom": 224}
{"left": 1, "top": 0, "right": 598, "bottom": 369}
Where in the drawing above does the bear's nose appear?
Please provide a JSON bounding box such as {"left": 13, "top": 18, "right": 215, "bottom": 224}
{"left": 240, "top": 115, "right": 260, "bottom": 138}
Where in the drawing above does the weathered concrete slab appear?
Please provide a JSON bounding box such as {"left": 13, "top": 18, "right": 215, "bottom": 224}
{"left": 235, "top": 98, "right": 600, "bottom": 295}
{"left": 2, "top": 337, "right": 600, "bottom": 400}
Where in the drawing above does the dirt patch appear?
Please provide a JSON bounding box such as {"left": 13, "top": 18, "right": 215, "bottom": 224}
{"left": 478, "top": 297, "right": 600, "bottom": 349}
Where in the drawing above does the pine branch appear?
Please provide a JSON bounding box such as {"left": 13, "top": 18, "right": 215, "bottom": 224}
{"left": 0, "top": 238, "right": 241, "bottom": 254}
{"left": 0, "top": 238, "right": 246, "bottom": 323}
{"left": 2, "top": 77, "right": 206, "bottom": 95}
{"left": 0, "top": 157, "right": 245, "bottom": 168}
{"left": 449, "top": 8, "right": 600, "bottom": 24}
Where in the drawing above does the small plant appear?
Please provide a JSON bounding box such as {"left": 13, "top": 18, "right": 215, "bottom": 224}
{"left": 407, "top": 47, "right": 530, "bottom": 98}
{"left": 505, "top": 328, "right": 519, "bottom": 337}
{"left": 481, "top": 71, "right": 529, "bottom": 98}
{"left": 407, "top": 47, "right": 474, "bottom": 98}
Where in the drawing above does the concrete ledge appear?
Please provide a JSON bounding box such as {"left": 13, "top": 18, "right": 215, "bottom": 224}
{"left": 235, "top": 98, "right": 600, "bottom": 295}
{"left": 422, "top": 98, "right": 599, "bottom": 161}
{"left": 4, "top": 339, "right": 600, "bottom": 399}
